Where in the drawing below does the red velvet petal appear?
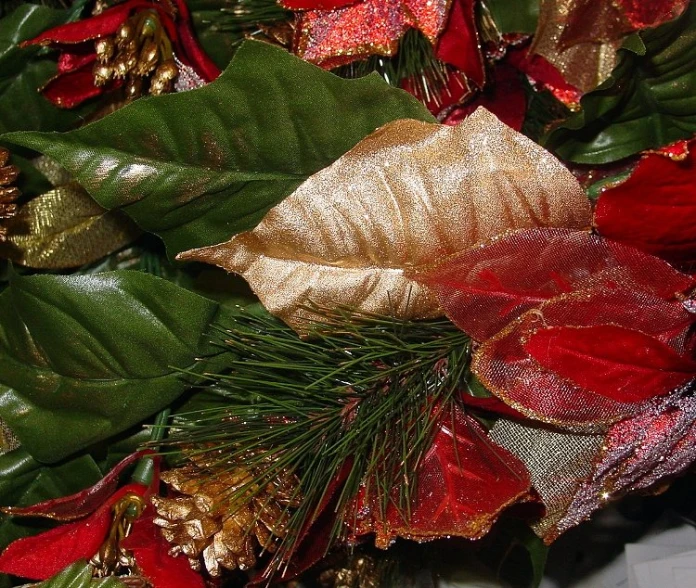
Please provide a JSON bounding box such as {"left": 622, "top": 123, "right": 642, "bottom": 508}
{"left": 411, "top": 228, "right": 695, "bottom": 341}
{"left": 41, "top": 66, "right": 106, "bottom": 109}
{"left": 473, "top": 287, "right": 695, "bottom": 428}
{"left": 594, "top": 141, "right": 696, "bottom": 265}
{"left": 21, "top": 1, "right": 151, "bottom": 46}
{"left": 121, "top": 515, "right": 205, "bottom": 588}
{"left": 615, "top": 0, "right": 689, "bottom": 29}
{"left": 2, "top": 452, "right": 148, "bottom": 521}
{"left": 441, "top": 62, "right": 526, "bottom": 130}
{"left": 435, "top": 0, "right": 484, "bottom": 88}
{"left": 525, "top": 324, "right": 696, "bottom": 403}
{"left": 349, "top": 403, "right": 531, "bottom": 546}
{"left": 57, "top": 47, "right": 96, "bottom": 74}
{"left": 0, "top": 508, "right": 111, "bottom": 580}
{"left": 170, "top": 0, "right": 220, "bottom": 82}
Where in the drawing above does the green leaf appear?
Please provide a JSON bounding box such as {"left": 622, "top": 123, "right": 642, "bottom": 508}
{"left": 0, "top": 448, "right": 103, "bottom": 572}
{"left": 2, "top": 40, "right": 435, "bottom": 258}
{"left": 0, "top": 4, "right": 94, "bottom": 134}
{"left": 0, "top": 270, "right": 237, "bottom": 463}
{"left": 34, "top": 561, "right": 124, "bottom": 587}
{"left": 484, "top": 0, "right": 538, "bottom": 34}
{"left": 543, "top": 2, "right": 696, "bottom": 164}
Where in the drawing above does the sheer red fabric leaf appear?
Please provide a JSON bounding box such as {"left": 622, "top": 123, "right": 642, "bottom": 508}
{"left": 594, "top": 142, "right": 696, "bottom": 264}
{"left": 0, "top": 484, "right": 147, "bottom": 581}
{"left": 525, "top": 324, "right": 696, "bottom": 403}
{"left": 121, "top": 515, "right": 205, "bottom": 588}
{"left": 411, "top": 228, "right": 694, "bottom": 341}
{"left": 1, "top": 451, "right": 148, "bottom": 521}
{"left": 473, "top": 286, "right": 695, "bottom": 429}
{"left": 435, "top": 0, "right": 484, "bottom": 88}
{"left": 349, "top": 403, "right": 531, "bottom": 547}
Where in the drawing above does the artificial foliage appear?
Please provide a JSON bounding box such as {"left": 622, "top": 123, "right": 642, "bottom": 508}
{"left": 0, "top": 1, "right": 695, "bottom": 587}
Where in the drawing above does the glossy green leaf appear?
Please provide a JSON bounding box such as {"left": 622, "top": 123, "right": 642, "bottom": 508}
{"left": 0, "top": 4, "right": 94, "bottom": 134}
{"left": 0, "top": 271, "right": 237, "bottom": 463}
{"left": 484, "top": 0, "right": 538, "bottom": 34}
{"left": 543, "top": 2, "right": 696, "bottom": 163}
{"left": 2, "top": 40, "right": 435, "bottom": 258}
{"left": 35, "top": 561, "right": 124, "bottom": 587}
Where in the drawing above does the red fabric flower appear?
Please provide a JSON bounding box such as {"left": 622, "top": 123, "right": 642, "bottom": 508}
{"left": 0, "top": 452, "right": 203, "bottom": 587}
{"left": 410, "top": 228, "right": 696, "bottom": 429}
{"left": 22, "top": 0, "right": 219, "bottom": 108}
{"left": 594, "top": 139, "right": 696, "bottom": 266}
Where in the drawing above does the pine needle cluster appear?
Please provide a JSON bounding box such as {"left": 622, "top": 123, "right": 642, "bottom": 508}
{"left": 160, "top": 305, "right": 471, "bottom": 576}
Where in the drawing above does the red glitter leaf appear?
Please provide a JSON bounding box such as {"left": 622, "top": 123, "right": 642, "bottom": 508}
{"left": 525, "top": 324, "right": 696, "bottom": 403}
{"left": 350, "top": 404, "right": 531, "bottom": 546}
{"left": 411, "top": 228, "right": 694, "bottom": 342}
{"left": 614, "top": 0, "right": 688, "bottom": 29}
{"left": 121, "top": 515, "right": 205, "bottom": 588}
{"left": 293, "top": 0, "right": 451, "bottom": 68}
{"left": 594, "top": 141, "right": 696, "bottom": 265}
{"left": 279, "top": 0, "right": 358, "bottom": 9}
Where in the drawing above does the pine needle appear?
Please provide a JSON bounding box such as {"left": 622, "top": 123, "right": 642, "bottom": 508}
{"left": 157, "top": 304, "right": 471, "bottom": 577}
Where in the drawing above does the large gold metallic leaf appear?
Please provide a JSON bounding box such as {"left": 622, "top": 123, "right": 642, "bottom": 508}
{"left": 0, "top": 182, "right": 141, "bottom": 269}
{"left": 178, "top": 108, "right": 591, "bottom": 332}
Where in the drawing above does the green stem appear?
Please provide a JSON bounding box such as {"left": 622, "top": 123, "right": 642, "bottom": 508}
{"left": 130, "top": 408, "right": 171, "bottom": 486}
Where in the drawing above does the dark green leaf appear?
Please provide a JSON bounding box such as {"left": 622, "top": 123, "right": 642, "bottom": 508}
{"left": 34, "top": 561, "right": 124, "bottom": 587}
{"left": 543, "top": 2, "right": 696, "bottom": 163}
{"left": 2, "top": 40, "right": 435, "bottom": 258}
{"left": 0, "top": 4, "right": 94, "bottom": 134}
{"left": 0, "top": 448, "right": 102, "bottom": 569}
{"left": 0, "top": 270, "right": 237, "bottom": 463}
{"left": 484, "top": 0, "right": 538, "bottom": 34}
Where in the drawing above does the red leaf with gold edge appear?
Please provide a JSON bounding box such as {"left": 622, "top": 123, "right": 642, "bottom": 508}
{"left": 435, "top": 0, "right": 484, "bottom": 88}
{"left": 594, "top": 141, "right": 696, "bottom": 264}
{"left": 350, "top": 403, "right": 531, "bottom": 547}
{"left": 1, "top": 451, "right": 148, "bottom": 521}
{"left": 121, "top": 515, "right": 205, "bottom": 588}
{"left": 169, "top": 0, "right": 220, "bottom": 82}
{"left": 410, "top": 228, "right": 694, "bottom": 342}
{"left": 0, "top": 484, "right": 147, "bottom": 581}
{"left": 473, "top": 286, "right": 695, "bottom": 429}
{"left": 525, "top": 324, "right": 696, "bottom": 403}
{"left": 41, "top": 66, "right": 109, "bottom": 109}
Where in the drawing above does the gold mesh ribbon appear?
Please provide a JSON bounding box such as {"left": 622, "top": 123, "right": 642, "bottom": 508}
{"left": 0, "top": 417, "right": 19, "bottom": 455}
{"left": 489, "top": 418, "right": 603, "bottom": 541}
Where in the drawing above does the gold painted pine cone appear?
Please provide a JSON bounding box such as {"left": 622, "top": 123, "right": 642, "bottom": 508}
{"left": 0, "top": 147, "right": 20, "bottom": 242}
{"left": 152, "top": 456, "right": 300, "bottom": 577}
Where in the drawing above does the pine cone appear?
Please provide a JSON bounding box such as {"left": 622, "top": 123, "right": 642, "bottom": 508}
{"left": 152, "top": 452, "right": 300, "bottom": 577}
{"left": 0, "top": 148, "right": 20, "bottom": 242}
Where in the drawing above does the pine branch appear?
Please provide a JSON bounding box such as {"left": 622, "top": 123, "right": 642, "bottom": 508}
{"left": 157, "top": 305, "right": 472, "bottom": 576}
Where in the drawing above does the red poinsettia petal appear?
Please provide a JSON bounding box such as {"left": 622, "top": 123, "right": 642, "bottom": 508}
{"left": 349, "top": 403, "right": 531, "bottom": 546}
{"left": 2, "top": 452, "right": 148, "bottom": 521}
{"left": 280, "top": 0, "right": 359, "bottom": 9}
{"left": 594, "top": 141, "right": 696, "bottom": 265}
{"left": 121, "top": 515, "right": 205, "bottom": 588}
{"left": 21, "top": 1, "right": 152, "bottom": 46}
{"left": 169, "top": 0, "right": 220, "bottom": 82}
{"left": 473, "top": 286, "right": 695, "bottom": 428}
{"left": 57, "top": 46, "right": 96, "bottom": 74}
{"left": 0, "top": 507, "right": 111, "bottom": 580}
{"left": 434, "top": 0, "right": 484, "bottom": 88}
{"left": 525, "top": 324, "right": 696, "bottom": 403}
{"left": 611, "top": 0, "right": 688, "bottom": 30}
{"left": 41, "top": 66, "right": 108, "bottom": 108}
{"left": 411, "top": 228, "right": 695, "bottom": 342}
{"left": 442, "top": 62, "right": 526, "bottom": 129}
